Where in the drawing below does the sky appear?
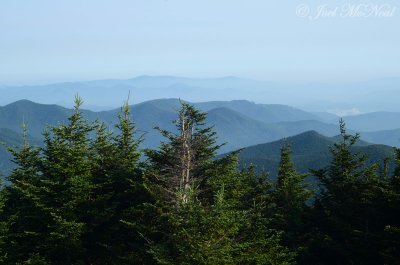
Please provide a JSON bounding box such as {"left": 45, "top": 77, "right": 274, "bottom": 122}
{"left": 0, "top": 0, "right": 399, "bottom": 85}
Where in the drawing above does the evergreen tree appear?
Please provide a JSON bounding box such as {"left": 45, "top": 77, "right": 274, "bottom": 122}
{"left": 0, "top": 122, "right": 50, "bottom": 264}
{"left": 308, "top": 119, "right": 386, "bottom": 265}
{"left": 235, "top": 165, "right": 295, "bottom": 265}
{"left": 38, "top": 96, "right": 94, "bottom": 264}
{"left": 146, "top": 102, "right": 220, "bottom": 205}
{"left": 272, "top": 141, "right": 312, "bottom": 253}
{"left": 84, "top": 100, "right": 154, "bottom": 264}
{"left": 1, "top": 96, "right": 95, "bottom": 264}
{"left": 146, "top": 102, "right": 293, "bottom": 264}
{"left": 36, "top": 96, "right": 94, "bottom": 264}
{"left": 144, "top": 102, "right": 225, "bottom": 263}
{"left": 148, "top": 154, "right": 293, "bottom": 265}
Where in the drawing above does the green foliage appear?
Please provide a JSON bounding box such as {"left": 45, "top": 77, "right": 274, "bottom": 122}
{"left": 146, "top": 103, "right": 293, "bottom": 264}
{"left": 83, "top": 99, "right": 153, "bottom": 264}
{"left": 306, "top": 119, "right": 389, "bottom": 264}
{"left": 1, "top": 100, "right": 400, "bottom": 265}
{"left": 148, "top": 165, "right": 293, "bottom": 265}
{"left": 275, "top": 141, "right": 313, "bottom": 210}
{"left": 1, "top": 122, "right": 47, "bottom": 264}
{"left": 1, "top": 96, "right": 153, "bottom": 264}
{"left": 272, "top": 141, "right": 313, "bottom": 253}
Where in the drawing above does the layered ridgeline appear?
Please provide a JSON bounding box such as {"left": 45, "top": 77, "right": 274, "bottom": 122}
{"left": 1, "top": 98, "right": 400, "bottom": 177}
{"left": 1, "top": 99, "right": 400, "bottom": 147}
{"left": 0, "top": 99, "right": 339, "bottom": 160}
{"left": 2, "top": 75, "right": 400, "bottom": 113}
{"left": 232, "top": 130, "right": 395, "bottom": 179}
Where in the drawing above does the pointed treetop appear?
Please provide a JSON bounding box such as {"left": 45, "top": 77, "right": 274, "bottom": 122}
{"left": 74, "top": 94, "right": 84, "bottom": 112}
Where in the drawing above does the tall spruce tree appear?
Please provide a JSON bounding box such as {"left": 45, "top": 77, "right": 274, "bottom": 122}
{"left": 84, "top": 100, "right": 154, "bottom": 264}
{"left": 234, "top": 165, "right": 295, "bottom": 265}
{"left": 1, "top": 96, "right": 95, "bottom": 264}
{"left": 0, "top": 122, "right": 50, "bottom": 264}
{"left": 272, "top": 141, "right": 312, "bottom": 253}
{"left": 308, "top": 119, "right": 386, "bottom": 265}
{"left": 36, "top": 96, "right": 95, "bottom": 264}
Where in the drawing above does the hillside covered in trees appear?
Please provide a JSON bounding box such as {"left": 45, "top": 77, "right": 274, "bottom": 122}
{"left": 0, "top": 97, "right": 400, "bottom": 264}
{"left": 233, "top": 130, "right": 396, "bottom": 179}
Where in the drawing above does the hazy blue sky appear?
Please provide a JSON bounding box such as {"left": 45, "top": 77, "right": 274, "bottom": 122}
{"left": 1, "top": 0, "right": 399, "bottom": 85}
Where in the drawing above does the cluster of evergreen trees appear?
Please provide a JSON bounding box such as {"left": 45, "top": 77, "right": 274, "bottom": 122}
{"left": 0, "top": 97, "right": 399, "bottom": 264}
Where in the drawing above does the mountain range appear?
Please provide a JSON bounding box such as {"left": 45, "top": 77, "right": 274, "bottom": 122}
{"left": 1, "top": 98, "right": 399, "bottom": 178}
{"left": 1, "top": 76, "right": 400, "bottom": 113}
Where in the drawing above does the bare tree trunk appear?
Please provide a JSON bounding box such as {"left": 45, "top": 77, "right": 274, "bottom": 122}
{"left": 179, "top": 114, "right": 192, "bottom": 204}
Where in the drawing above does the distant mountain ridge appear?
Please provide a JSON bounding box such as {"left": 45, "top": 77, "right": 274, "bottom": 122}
{"left": 0, "top": 76, "right": 275, "bottom": 110}
{"left": 232, "top": 131, "right": 396, "bottom": 180}
{"left": 2, "top": 75, "right": 400, "bottom": 112}
{"left": 0, "top": 98, "right": 399, "bottom": 179}
{"left": 0, "top": 100, "right": 107, "bottom": 139}
{"left": 194, "top": 100, "right": 319, "bottom": 123}
{"left": 341, "top": 112, "right": 400, "bottom": 132}
{"left": 0, "top": 98, "right": 399, "bottom": 149}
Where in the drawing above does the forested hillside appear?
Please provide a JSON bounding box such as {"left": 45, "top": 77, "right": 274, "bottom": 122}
{"left": 0, "top": 98, "right": 399, "bottom": 264}
{"left": 234, "top": 130, "right": 395, "bottom": 179}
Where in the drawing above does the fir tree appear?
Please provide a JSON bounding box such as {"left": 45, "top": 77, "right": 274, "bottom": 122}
{"left": 308, "top": 119, "right": 386, "bottom": 265}
{"left": 2, "top": 96, "right": 94, "bottom": 264}
{"left": 0, "top": 122, "right": 49, "bottom": 264}
{"left": 39, "top": 96, "right": 94, "bottom": 264}
{"left": 235, "top": 165, "right": 295, "bottom": 265}
{"left": 146, "top": 103, "right": 293, "bottom": 264}
{"left": 84, "top": 100, "right": 154, "bottom": 264}
{"left": 272, "top": 141, "right": 312, "bottom": 252}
